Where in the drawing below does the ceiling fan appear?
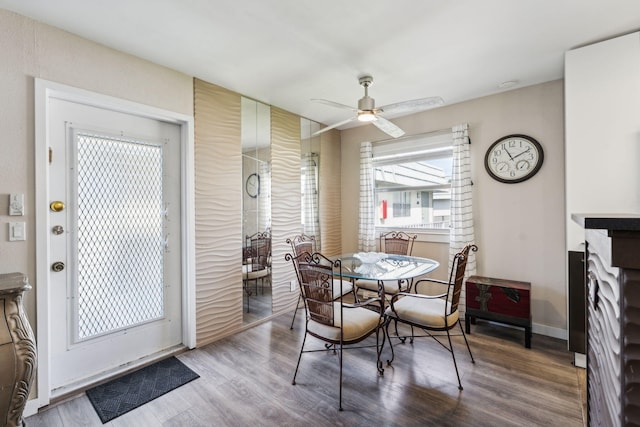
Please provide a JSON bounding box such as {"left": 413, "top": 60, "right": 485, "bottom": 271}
{"left": 312, "top": 75, "right": 444, "bottom": 138}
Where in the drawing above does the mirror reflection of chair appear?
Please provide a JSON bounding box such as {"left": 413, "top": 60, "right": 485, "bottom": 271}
{"left": 286, "top": 234, "right": 354, "bottom": 329}
{"left": 286, "top": 251, "right": 385, "bottom": 411}
{"left": 242, "top": 230, "right": 271, "bottom": 312}
{"left": 354, "top": 231, "right": 417, "bottom": 300}
{"left": 384, "top": 244, "right": 478, "bottom": 390}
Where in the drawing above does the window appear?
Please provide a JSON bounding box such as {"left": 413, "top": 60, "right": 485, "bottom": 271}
{"left": 373, "top": 131, "right": 453, "bottom": 230}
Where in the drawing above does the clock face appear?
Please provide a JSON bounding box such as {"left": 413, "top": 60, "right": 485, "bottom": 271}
{"left": 246, "top": 173, "right": 260, "bottom": 198}
{"left": 484, "top": 134, "right": 544, "bottom": 183}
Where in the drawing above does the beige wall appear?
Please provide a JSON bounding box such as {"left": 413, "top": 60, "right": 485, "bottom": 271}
{"left": 340, "top": 81, "right": 567, "bottom": 335}
{"left": 0, "top": 9, "right": 193, "bottom": 328}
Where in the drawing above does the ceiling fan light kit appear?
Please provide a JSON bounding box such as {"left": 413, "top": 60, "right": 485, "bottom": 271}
{"left": 312, "top": 75, "right": 444, "bottom": 138}
{"left": 357, "top": 111, "right": 376, "bottom": 122}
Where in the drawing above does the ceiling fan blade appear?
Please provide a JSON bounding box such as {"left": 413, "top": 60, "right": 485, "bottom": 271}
{"left": 311, "top": 99, "right": 356, "bottom": 111}
{"left": 311, "top": 117, "right": 357, "bottom": 136}
{"left": 372, "top": 116, "right": 405, "bottom": 138}
{"left": 379, "top": 96, "right": 444, "bottom": 115}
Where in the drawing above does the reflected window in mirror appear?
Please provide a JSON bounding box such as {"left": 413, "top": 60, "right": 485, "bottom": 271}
{"left": 300, "top": 118, "right": 322, "bottom": 248}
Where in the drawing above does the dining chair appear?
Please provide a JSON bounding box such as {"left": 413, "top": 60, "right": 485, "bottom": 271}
{"left": 354, "top": 231, "right": 417, "bottom": 299}
{"left": 384, "top": 244, "right": 478, "bottom": 390}
{"left": 242, "top": 231, "right": 271, "bottom": 312}
{"left": 286, "top": 234, "right": 354, "bottom": 329}
{"left": 286, "top": 251, "right": 385, "bottom": 411}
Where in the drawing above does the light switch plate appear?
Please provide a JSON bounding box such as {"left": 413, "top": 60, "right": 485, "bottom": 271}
{"left": 9, "top": 193, "right": 24, "bottom": 216}
{"left": 9, "top": 222, "right": 26, "bottom": 241}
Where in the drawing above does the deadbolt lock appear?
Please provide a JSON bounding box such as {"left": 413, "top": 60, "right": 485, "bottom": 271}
{"left": 50, "top": 201, "right": 65, "bottom": 212}
{"left": 52, "top": 225, "right": 64, "bottom": 235}
{"left": 51, "top": 262, "right": 65, "bottom": 272}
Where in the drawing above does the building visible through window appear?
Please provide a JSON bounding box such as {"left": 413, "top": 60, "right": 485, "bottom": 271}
{"left": 373, "top": 131, "right": 453, "bottom": 230}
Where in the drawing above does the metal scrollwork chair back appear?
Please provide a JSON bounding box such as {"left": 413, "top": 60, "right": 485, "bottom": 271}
{"left": 242, "top": 230, "right": 271, "bottom": 312}
{"left": 380, "top": 230, "right": 417, "bottom": 256}
{"left": 286, "top": 234, "right": 354, "bottom": 329}
{"left": 286, "top": 251, "right": 385, "bottom": 411}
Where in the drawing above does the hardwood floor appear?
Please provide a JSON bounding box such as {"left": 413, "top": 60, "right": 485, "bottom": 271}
{"left": 26, "top": 314, "right": 585, "bottom": 426}
{"left": 242, "top": 284, "right": 272, "bottom": 325}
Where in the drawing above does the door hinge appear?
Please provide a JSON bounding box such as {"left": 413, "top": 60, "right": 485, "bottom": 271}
{"left": 49, "top": 147, "right": 53, "bottom": 164}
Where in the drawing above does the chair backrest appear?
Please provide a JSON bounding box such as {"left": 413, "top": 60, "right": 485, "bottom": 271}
{"left": 286, "top": 251, "right": 339, "bottom": 326}
{"left": 286, "top": 234, "right": 317, "bottom": 258}
{"left": 380, "top": 231, "right": 417, "bottom": 256}
{"left": 447, "top": 244, "right": 478, "bottom": 313}
{"left": 247, "top": 231, "right": 271, "bottom": 270}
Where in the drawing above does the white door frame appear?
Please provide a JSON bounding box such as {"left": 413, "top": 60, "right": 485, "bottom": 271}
{"left": 31, "top": 78, "right": 196, "bottom": 411}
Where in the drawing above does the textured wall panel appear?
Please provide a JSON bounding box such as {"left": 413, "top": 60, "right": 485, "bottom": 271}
{"left": 586, "top": 229, "right": 621, "bottom": 426}
{"left": 194, "top": 79, "right": 243, "bottom": 346}
{"left": 319, "top": 130, "right": 342, "bottom": 257}
{"left": 270, "top": 107, "right": 301, "bottom": 315}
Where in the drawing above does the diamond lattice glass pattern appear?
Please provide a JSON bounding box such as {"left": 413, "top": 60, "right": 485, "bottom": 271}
{"left": 76, "top": 133, "right": 164, "bottom": 340}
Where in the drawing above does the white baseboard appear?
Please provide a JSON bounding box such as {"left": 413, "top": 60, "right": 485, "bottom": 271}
{"left": 532, "top": 322, "right": 568, "bottom": 340}
{"left": 23, "top": 398, "right": 41, "bottom": 418}
{"left": 574, "top": 352, "right": 587, "bottom": 368}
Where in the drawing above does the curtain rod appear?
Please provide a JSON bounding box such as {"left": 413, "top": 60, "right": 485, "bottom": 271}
{"left": 371, "top": 126, "right": 453, "bottom": 145}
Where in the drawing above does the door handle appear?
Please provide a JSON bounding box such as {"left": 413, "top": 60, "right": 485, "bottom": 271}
{"left": 50, "top": 201, "right": 65, "bottom": 212}
{"left": 51, "top": 262, "right": 65, "bottom": 272}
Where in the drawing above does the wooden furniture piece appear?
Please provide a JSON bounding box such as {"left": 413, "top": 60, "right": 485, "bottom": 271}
{"left": 573, "top": 214, "right": 640, "bottom": 426}
{"left": 465, "top": 275, "right": 532, "bottom": 348}
{"left": 0, "top": 273, "right": 36, "bottom": 427}
{"left": 385, "top": 244, "right": 477, "bottom": 390}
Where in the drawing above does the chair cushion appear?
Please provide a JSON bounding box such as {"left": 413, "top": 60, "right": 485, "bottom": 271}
{"left": 385, "top": 296, "right": 459, "bottom": 329}
{"left": 332, "top": 279, "right": 353, "bottom": 300}
{"left": 356, "top": 278, "right": 402, "bottom": 294}
{"left": 308, "top": 302, "right": 382, "bottom": 342}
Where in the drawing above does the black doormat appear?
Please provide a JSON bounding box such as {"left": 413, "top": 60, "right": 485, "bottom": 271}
{"left": 85, "top": 356, "right": 199, "bottom": 423}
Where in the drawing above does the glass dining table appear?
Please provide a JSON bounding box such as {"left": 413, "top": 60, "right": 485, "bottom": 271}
{"left": 331, "top": 252, "right": 440, "bottom": 299}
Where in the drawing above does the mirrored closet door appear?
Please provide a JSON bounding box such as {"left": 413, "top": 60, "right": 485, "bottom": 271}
{"left": 241, "top": 97, "right": 272, "bottom": 324}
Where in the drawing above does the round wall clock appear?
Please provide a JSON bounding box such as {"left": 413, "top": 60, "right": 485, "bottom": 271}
{"left": 245, "top": 173, "right": 260, "bottom": 198}
{"left": 484, "top": 134, "right": 544, "bottom": 183}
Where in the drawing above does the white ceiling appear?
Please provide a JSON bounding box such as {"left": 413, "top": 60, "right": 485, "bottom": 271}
{"left": 3, "top": 1, "right": 640, "bottom": 130}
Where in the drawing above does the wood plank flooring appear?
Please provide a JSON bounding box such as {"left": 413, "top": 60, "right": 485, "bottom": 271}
{"left": 26, "top": 313, "right": 585, "bottom": 426}
{"left": 242, "top": 286, "right": 272, "bottom": 325}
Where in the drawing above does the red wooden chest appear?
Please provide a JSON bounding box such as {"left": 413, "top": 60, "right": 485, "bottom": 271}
{"left": 465, "top": 275, "right": 532, "bottom": 348}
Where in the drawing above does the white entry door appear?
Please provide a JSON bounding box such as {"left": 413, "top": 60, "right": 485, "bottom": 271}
{"left": 47, "top": 97, "right": 183, "bottom": 392}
